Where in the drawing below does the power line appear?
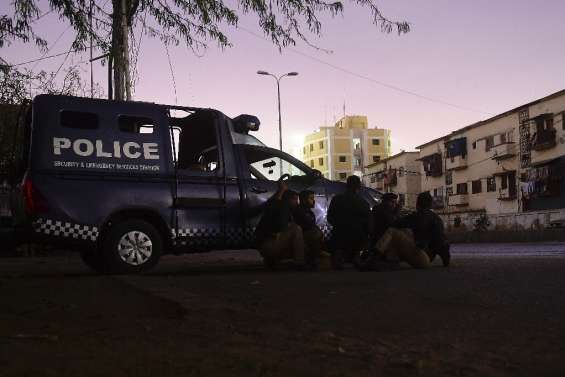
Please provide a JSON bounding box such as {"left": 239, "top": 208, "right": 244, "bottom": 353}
{"left": 31, "top": 25, "right": 72, "bottom": 71}
{"left": 9, "top": 47, "right": 98, "bottom": 67}
{"left": 36, "top": 9, "right": 55, "bottom": 21}
{"left": 43, "top": 44, "right": 75, "bottom": 89}
{"left": 237, "top": 26, "right": 493, "bottom": 116}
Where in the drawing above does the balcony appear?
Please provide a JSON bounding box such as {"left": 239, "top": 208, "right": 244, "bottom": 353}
{"left": 446, "top": 155, "right": 467, "bottom": 170}
{"left": 491, "top": 143, "right": 517, "bottom": 161}
{"left": 532, "top": 129, "right": 557, "bottom": 151}
{"left": 498, "top": 188, "right": 516, "bottom": 201}
{"left": 448, "top": 194, "right": 469, "bottom": 206}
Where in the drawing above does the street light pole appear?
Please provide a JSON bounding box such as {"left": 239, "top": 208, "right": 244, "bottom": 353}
{"left": 257, "top": 71, "right": 299, "bottom": 152}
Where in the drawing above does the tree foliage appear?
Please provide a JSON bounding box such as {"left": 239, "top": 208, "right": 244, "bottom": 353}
{"left": 1, "top": 0, "right": 410, "bottom": 52}
{"left": 1, "top": 0, "right": 409, "bottom": 99}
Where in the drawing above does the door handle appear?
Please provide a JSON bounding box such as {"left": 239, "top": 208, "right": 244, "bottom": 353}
{"left": 251, "top": 187, "right": 268, "bottom": 194}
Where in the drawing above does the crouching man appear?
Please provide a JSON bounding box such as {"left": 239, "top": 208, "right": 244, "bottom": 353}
{"left": 293, "top": 190, "right": 330, "bottom": 269}
{"left": 373, "top": 192, "right": 451, "bottom": 269}
{"left": 254, "top": 181, "right": 305, "bottom": 270}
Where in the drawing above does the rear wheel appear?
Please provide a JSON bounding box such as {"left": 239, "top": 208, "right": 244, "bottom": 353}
{"left": 102, "top": 219, "right": 162, "bottom": 274}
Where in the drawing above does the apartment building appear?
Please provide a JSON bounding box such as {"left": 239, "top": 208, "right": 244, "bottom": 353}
{"left": 416, "top": 89, "right": 565, "bottom": 217}
{"left": 364, "top": 151, "right": 421, "bottom": 209}
{"left": 302, "top": 115, "right": 391, "bottom": 181}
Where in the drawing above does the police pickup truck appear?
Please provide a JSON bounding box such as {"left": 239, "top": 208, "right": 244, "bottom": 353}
{"left": 19, "top": 94, "right": 381, "bottom": 273}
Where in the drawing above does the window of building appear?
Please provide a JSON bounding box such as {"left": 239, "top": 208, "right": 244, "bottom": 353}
{"left": 535, "top": 116, "right": 554, "bottom": 133}
{"left": 501, "top": 174, "right": 508, "bottom": 189}
{"left": 339, "top": 172, "right": 347, "bottom": 180}
{"left": 370, "top": 176, "right": 376, "bottom": 183}
{"left": 372, "top": 155, "right": 380, "bottom": 163}
{"left": 446, "top": 186, "right": 453, "bottom": 196}
{"left": 484, "top": 136, "right": 493, "bottom": 151}
{"left": 398, "top": 167, "right": 405, "bottom": 177}
{"left": 353, "top": 138, "right": 361, "bottom": 150}
{"left": 562, "top": 112, "right": 565, "bottom": 130}
{"left": 433, "top": 187, "right": 443, "bottom": 197}
{"left": 456, "top": 182, "right": 468, "bottom": 195}
{"left": 119, "top": 115, "right": 155, "bottom": 134}
{"left": 309, "top": 144, "right": 314, "bottom": 152}
{"left": 310, "top": 160, "right": 314, "bottom": 168}
{"left": 422, "top": 153, "right": 443, "bottom": 177}
{"left": 472, "top": 179, "right": 482, "bottom": 194}
{"left": 303, "top": 147, "right": 306, "bottom": 155}
{"left": 319, "top": 141, "right": 324, "bottom": 149}
{"left": 487, "top": 177, "right": 496, "bottom": 192}
{"left": 339, "top": 156, "right": 347, "bottom": 163}
{"left": 445, "top": 138, "right": 467, "bottom": 158}
{"left": 354, "top": 158, "right": 361, "bottom": 167}
{"left": 472, "top": 141, "right": 477, "bottom": 150}
{"left": 318, "top": 157, "right": 324, "bottom": 166}
{"left": 60, "top": 110, "right": 99, "bottom": 129}
{"left": 445, "top": 170, "right": 453, "bottom": 185}
{"left": 388, "top": 140, "right": 391, "bottom": 146}
{"left": 372, "top": 139, "right": 380, "bottom": 146}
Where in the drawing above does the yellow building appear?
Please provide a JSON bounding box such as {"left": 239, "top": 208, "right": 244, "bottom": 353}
{"left": 302, "top": 116, "right": 391, "bottom": 181}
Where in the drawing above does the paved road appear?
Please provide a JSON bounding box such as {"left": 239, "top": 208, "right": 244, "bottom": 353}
{"left": 2, "top": 243, "right": 565, "bottom": 377}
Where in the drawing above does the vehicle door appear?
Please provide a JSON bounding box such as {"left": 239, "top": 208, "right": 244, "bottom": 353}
{"left": 170, "top": 110, "right": 225, "bottom": 250}
{"left": 236, "top": 145, "right": 328, "bottom": 236}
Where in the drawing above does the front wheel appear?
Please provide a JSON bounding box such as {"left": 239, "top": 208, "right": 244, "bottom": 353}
{"left": 102, "top": 219, "right": 162, "bottom": 274}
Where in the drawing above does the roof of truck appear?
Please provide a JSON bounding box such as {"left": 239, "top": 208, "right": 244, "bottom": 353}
{"left": 33, "top": 94, "right": 209, "bottom": 113}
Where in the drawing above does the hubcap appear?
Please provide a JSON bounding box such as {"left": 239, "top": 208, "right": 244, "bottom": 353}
{"left": 117, "top": 231, "right": 153, "bottom": 266}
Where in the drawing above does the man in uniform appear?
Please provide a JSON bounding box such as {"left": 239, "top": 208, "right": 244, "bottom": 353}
{"left": 371, "top": 192, "right": 400, "bottom": 245}
{"left": 327, "top": 175, "right": 371, "bottom": 269}
{"left": 254, "top": 181, "right": 305, "bottom": 269}
{"left": 293, "top": 190, "right": 328, "bottom": 269}
{"left": 373, "top": 191, "right": 450, "bottom": 269}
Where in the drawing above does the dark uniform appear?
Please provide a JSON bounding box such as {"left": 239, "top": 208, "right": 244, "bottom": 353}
{"left": 293, "top": 204, "right": 324, "bottom": 267}
{"left": 255, "top": 196, "right": 304, "bottom": 268}
{"left": 393, "top": 209, "right": 449, "bottom": 263}
{"left": 327, "top": 190, "right": 371, "bottom": 268}
{"left": 371, "top": 198, "right": 399, "bottom": 244}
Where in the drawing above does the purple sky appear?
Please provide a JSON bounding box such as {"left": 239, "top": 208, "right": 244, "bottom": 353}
{"left": 2, "top": 0, "right": 565, "bottom": 154}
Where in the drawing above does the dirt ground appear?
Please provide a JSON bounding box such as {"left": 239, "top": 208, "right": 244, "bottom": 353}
{"left": 1, "top": 244, "right": 565, "bottom": 377}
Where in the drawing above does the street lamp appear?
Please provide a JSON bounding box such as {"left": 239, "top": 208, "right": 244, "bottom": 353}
{"left": 257, "top": 70, "right": 299, "bottom": 152}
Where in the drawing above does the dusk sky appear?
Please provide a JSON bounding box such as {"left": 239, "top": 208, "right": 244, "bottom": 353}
{"left": 3, "top": 0, "right": 565, "bottom": 154}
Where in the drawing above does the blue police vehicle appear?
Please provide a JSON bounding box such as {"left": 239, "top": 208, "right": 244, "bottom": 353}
{"left": 19, "top": 94, "right": 381, "bottom": 273}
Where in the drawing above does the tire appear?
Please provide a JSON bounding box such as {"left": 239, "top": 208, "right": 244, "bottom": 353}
{"left": 102, "top": 219, "right": 162, "bottom": 274}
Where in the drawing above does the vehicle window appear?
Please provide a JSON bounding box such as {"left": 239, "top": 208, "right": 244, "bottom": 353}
{"left": 170, "top": 110, "right": 220, "bottom": 173}
{"left": 60, "top": 110, "right": 98, "bottom": 129}
{"left": 243, "top": 147, "right": 308, "bottom": 181}
{"left": 119, "top": 115, "right": 155, "bottom": 134}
